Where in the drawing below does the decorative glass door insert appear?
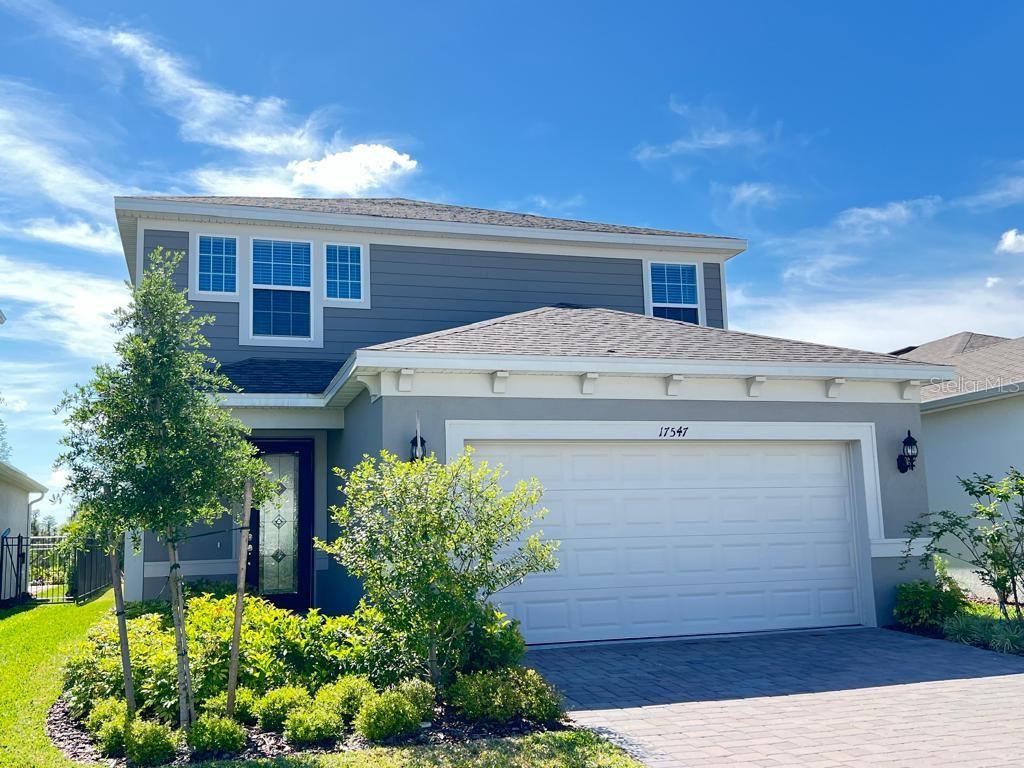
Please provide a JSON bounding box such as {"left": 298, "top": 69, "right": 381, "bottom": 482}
{"left": 259, "top": 453, "right": 299, "bottom": 595}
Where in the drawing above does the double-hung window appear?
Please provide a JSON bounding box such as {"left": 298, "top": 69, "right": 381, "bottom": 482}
{"left": 325, "top": 244, "right": 362, "bottom": 300}
{"left": 198, "top": 236, "right": 237, "bottom": 293}
{"left": 649, "top": 262, "right": 699, "bottom": 323}
{"left": 251, "top": 239, "right": 312, "bottom": 338}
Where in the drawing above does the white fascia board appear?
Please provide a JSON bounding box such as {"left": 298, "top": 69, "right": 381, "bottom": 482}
{"left": 113, "top": 198, "right": 747, "bottom": 256}
{"left": 346, "top": 350, "right": 955, "bottom": 383}
{"left": 920, "top": 385, "right": 1024, "bottom": 413}
{"left": 218, "top": 392, "right": 328, "bottom": 408}
{"left": 0, "top": 461, "right": 47, "bottom": 494}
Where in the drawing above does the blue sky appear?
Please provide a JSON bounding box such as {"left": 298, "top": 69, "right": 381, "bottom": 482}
{"left": 3, "top": 0, "right": 1024, "bottom": 519}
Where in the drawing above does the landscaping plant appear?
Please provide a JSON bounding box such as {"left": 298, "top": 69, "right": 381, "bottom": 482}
{"left": 255, "top": 685, "right": 312, "bottom": 732}
{"left": 448, "top": 667, "right": 564, "bottom": 724}
{"left": 353, "top": 689, "right": 421, "bottom": 742}
{"left": 314, "top": 675, "right": 377, "bottom": 725}
{"left": 56, "top": 247, "right": 274, "bottom": 729}
{"left": 283, "top": 704, "right": 344, "bottom": 746}
{"left": 905, "top": 469, "right": 1024, "bottom": 621}
{"left": 317, "top": 449, "right": 558, "bottom": 688}
{"left": 125, "top": 719, "right": 179, "bottom": 766}
{"left": 893, "top": 558, "right": 967, "bottom": 632}
{"left": 185, "top": 713, "right": 247, "bottom": 757}
{"left": 396, "top": 678, "right": 436, "bottom": 721}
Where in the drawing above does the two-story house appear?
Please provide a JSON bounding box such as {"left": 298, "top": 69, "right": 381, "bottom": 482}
{"left": 114, "top": 196, "right": 950, "bottom": 643}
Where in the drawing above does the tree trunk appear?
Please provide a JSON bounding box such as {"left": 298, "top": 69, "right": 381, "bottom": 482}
{"left": 226, "top": 480, "right": 252, "bottom": 718}
{"left": 109, "top": 539, "right": 136, "bottom": 715}
{"left": 428, "top": 641, "right": 440, "bottom": 690}
{"left": 166, "top": 538, "right": 197, "bottom": 729}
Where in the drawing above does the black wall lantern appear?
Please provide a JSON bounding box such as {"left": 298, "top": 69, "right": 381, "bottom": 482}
{"left": 897, "top": 430, "right": 918, "bottom": 473}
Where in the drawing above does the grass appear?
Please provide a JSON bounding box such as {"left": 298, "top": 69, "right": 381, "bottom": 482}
{"left": 0, "top": 593, "right": 643, "bottom": 768}
{"left": 0, "top": 591, "right": 114, "bottom": 768}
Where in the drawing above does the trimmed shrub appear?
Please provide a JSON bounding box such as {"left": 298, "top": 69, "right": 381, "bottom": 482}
{"left": 989, "top": 621, "right": 1024, "bottom": 654}
{"left": 95, "top": 716, "right": 129, "bottom": 758}
{"left": 395, "top": 678, "right": 435, "bottom": 722}
{"left": 893, "top": 578, "right": 966, "bottom": 632}
{"left": 255, "top": 685, "right": 311, "bottom": 733}
{"left": 447, "top": 667, "right": 564, "bottom": 724}
{"left": 353, "top": 690, "right": 420, "bottom": 742}
{"left": 314, "top": 675, "right": 376, "bottom": 725}
{"left": 84, "top": 697, "right": 127, "bottom": 736}
{"left": 125, "top": 720, "right": 179, "bottom": 766}
{"left": 460, "top": 606, "right": 526, "bottom": 674}
{"left": 200, "top": 686, "right": 259, "bottom": 725}
{"left": 283, "top": 704, "right": 344, "bottom": 746}
{"left": 186, "top": 714, "right": 247, "bottom": 758}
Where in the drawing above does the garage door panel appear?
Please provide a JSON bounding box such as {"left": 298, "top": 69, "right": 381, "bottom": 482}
{"left": 470, "top": 439, "right": 863, "bottom": 643}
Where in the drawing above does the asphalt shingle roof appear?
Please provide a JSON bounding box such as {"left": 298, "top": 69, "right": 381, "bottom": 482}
{"left": 367, "top": 305, "right": 921, "bottom": 366}
{"left": 119, "top": 196, "right": 737, "bottom": 241}
{"left": 896, "top": 332, "right": 1024, "bottom": 402}
{"left": 221, "top": 358, "right": 342, "bottom": 394}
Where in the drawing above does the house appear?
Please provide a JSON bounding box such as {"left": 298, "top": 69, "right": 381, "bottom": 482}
{"left": 894, "top": 332, "right": 1024, "bottom": 591}
{"left": 112, "top": 196, "right": 952, "bottom": 643}
{"left": 0, "top": 460, "right": 46, "bottom": 602}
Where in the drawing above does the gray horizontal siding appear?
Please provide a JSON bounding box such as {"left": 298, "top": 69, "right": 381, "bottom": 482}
{"left": 702, "top": 262, "right": 725, "bottom": 329}
{"left": 143, "top": 230, "right": 189, "bottom": 290}
{"left": 140, "top": 233, "right": 648, "bottom": 365}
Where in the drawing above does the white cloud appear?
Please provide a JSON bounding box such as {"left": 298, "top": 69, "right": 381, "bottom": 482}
{"left": 0, "top": 254, "right": 128, "bottom": 358}
{"left": 730, "top": 278, "right": 1024, "bottom": 353}
{"left": 21, "top": 219, "right": 122, "bottom": 254}
{"left": 958, "top": 176, "right": 1024, "bottom": 210}
{"left": 996, "top": 228, "right": 1024, "bottom": 253}
{"left": 635, "top": 100, "right": 766, "bottom": 161}
{"left": 833, "top": 196, "right": 941, "bottom": 239}
{"left": 10, "top": 1, "right": 418, "bottom": 198}
{"left": 0, "top": 80, "right": 121, "bottom": 218}
{"left": 728, "top": 182, "right": 784, "bottom": 209}
{"left": 501, "top": 193, "right": 586, "bottom": 216}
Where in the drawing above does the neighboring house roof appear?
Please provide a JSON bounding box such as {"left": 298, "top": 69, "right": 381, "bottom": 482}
{"left": 221, "top": 358, "right": 343, "bottom": 395}
{"left": 892, "top": 331, "right": 1010, "bottom": 364}
{"left": 366, "top": 305, "right": 923, "bottom": 365}
{"left": 116, "top": 196, "right": 738, "bottom": 241}
{"left": 0, "top": 461, "right": 47, "bottom": 494}
{"left": 894, "top": 331, "right": 1024, "bottom": 406}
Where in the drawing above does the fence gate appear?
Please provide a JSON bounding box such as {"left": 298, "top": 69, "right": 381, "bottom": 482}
{"left": 0, "top": 536, "right": 113, "bottom": 604}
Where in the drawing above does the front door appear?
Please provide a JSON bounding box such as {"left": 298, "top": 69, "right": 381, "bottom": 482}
{"left": 247, "top": 439, "right": 314, "bottom": 610}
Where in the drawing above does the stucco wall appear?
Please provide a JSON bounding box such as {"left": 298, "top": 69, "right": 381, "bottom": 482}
{"left": 378, "top": 396, "right": 932, "bottom": 625}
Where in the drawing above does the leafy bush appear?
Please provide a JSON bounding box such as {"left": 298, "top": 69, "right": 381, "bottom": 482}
{"left": 396, "top": 678, "right": 435, "bottom": 721}
{"left": 84, "top": 697, "right": 127, "bottom": 736}
{"left": 894, "top": 578, "right": 966, "bottom": 632}
{"left": 284, "top": 704, "right": 344, "bottom": 746}
{"left": 255, "top": 685, "right": 311, "bottom": 732}
{"left": 353, "top": 690, "right": 420, "bottom": 742}
{"left": 989, "top": 620, "right": 1024, "bottom": 654}
{"left": 186, "top": 713, "right": 247, "bottom": 757}
{"left": 447, "top": 667, "right": 564, "bottom": 724}
{"left": 96, "top": 716, "right": 129, "bottom": 758}
{"left": 318, "top": 450, "right": 558, "bottom": 688}
{"left": 125, "top": 720, "right": 179, "bottom": 766}
{"left": 314, "top": 675, "right": 376, "bottom": 725}
{"left": 200, "top": 686, "right": 259, "bottom": 725}
{"left": 459, "top": 606, "right": 526, "bottom": 674}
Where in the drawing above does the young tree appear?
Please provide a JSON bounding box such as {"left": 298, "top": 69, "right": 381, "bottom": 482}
{"left": 905, "top": 469, "right": 1024, "bottom": 621}
{"left": 56, "top": 248, "right": 272, "bottom": 728}
{"left": 0, "top": 393, "right": 11, "bottom": 462}
{"left": 317, "top": 449, "right": 559, "bottom": 688}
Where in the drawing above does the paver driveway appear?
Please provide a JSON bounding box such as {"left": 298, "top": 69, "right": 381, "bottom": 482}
{"left": 528, "top": 628, "right": 1024, "bottom": 767}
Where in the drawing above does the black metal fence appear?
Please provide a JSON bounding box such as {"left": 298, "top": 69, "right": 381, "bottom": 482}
{"left": 0, "top": 534, "right": 28, "bottom": 604}
{"left": 0, "top": 535, "right": 112, "bottom": 605}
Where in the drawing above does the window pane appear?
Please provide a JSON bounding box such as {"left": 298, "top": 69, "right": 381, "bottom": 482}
{"left": 653, "top": 306, "right": 699, "bottom": 324}
{"left": 326, "top": 244, "right": 362, "bottom": 300}
{"left": 198, "top": 236, "right": 237, "bottom": 293}
{"left": 649, "top": 262, "right": 698, "bottom": 309}
{"left": 253, "top": 289, "right": 310, "bottom": 337}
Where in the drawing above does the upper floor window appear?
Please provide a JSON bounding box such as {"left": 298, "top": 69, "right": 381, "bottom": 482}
{"left": 252, "top": 239, "right": 312, "bottom": 337}
{"left": 326, "top": 244, "right": 362, "bottom": 300}
{"left": 198, "top": 236, "right": 237, "bottom": 293}
{"left": 650, "top": 262, "right": 699, "bottom": 323}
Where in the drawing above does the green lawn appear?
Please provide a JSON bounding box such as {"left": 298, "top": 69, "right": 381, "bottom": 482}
{"left": 0, "top": 592, "right": 114, "bottom": 768}
{"left": 0, "top": 594, "right": 642, "bottom": 768}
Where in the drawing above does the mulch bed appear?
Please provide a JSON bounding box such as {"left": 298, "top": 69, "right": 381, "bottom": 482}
{"left": 47, "top": 695, "right": 568, "bottom": 765}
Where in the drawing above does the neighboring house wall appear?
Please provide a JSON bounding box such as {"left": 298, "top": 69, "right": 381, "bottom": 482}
{"left": 919, "top": 393, "right": 1024, "bottom": 595}
{"left": 141, "top": 228, "right": 726, "bottom": 366}
{"left": 0, "top": 479, "right": 32, "bottom": 602}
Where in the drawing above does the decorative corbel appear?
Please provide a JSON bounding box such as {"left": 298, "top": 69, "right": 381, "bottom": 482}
{"left": 580, "top": 372, "right": 599, "bottom": 395}
{"left": 826, "top": 377, "right": 846, "bottom": 399}
{"left": 397, "top": 368, "right": 415, "bottom": 393}
{"left": 355, "top": 373, "right": 381, "bottom": 402}
{"left": 492, "top": 370, "right": 509, "bottom": 394}
{"left": 747, "top": 375, "right": 767, "bottom": 398}
{"left": 666, "top": 374, "right": 686, "bottom": 396}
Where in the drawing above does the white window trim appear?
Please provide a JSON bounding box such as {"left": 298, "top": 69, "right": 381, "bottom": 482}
{"left": 188, "top": 232, "right": 240, "bottom": 299}
{"left": 643, "top": 258, "right": 704, "bottom": 325}
{"left": 323, "top": 240, "right": 372, "bottom": 309}
{"left": 242, "top": 235, "right": 321, "bottom": 348}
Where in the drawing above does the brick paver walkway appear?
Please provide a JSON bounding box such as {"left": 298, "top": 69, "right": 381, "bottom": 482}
{"left": 528, "top": 628, "right": 1024, "bottom": 767}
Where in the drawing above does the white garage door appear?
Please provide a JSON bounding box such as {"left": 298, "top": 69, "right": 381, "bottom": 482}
{"left": 471, "top": 440, "right": 864, "bottom": 644}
